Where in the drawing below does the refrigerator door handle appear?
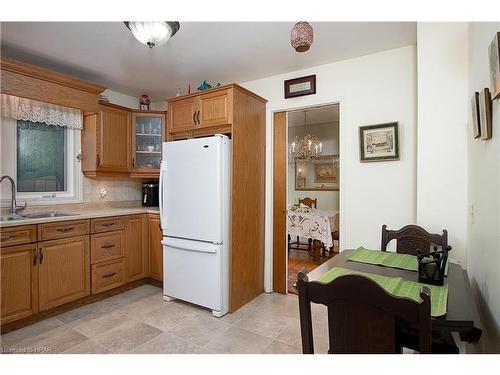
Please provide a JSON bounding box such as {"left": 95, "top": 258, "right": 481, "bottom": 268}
{"left": 159, "top": 161, "right": 167, "bottom": 230}
{"left": 162, "top": 238, "right": 218, "bottom": 254}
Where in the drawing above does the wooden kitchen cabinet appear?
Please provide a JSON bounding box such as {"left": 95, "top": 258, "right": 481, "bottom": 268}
{"left": 0, "top": 244, "right": 38, "bottom": 324}
{"left": 124, "top": 214, "right": 148, "bottom": 282}
{"left": 82, "top": 103, "right": 131, "bottom": 177}
{"left": 38, "top": 236, "right": 90, "bottom": 311}
{"left": 131, "top": 112, "right": 165, "bottom": 178}
{"left": 198, "top": 89, "right": 231, "bottom": 128}
{"left": 168, "top": 96, "right": 198, "bottom": 133}
{"left": 148, "top": 214, "right": 163, "bottom": 282}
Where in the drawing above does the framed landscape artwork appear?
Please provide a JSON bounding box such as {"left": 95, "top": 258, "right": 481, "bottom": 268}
{"left": 314, "top": 162, "right": 336, "bottom": 183}
{"left": 294, "top": 155, "right": 339, "bottom": 191}
{"left": 471, "top": 91, "right": 481, "bottom": 139}
{"left": 488, "top": 32, "right": 500, "bottom": 100}
{"left": 479, "top": 88, "right": 492, "bottom": 140}
{"left": 359, "top": 122, "right": 399, "bottom": 162}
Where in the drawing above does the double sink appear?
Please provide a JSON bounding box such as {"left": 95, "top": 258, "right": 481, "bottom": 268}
{"left": 0, "top": 212, "right": 78, "bottom": 222}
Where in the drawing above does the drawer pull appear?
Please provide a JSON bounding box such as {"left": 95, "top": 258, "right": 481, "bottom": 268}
{"left": 101, "top": 223, "right": 115, "bottom": 227}
{"left": 102, "top": 272, "right": 117, "bottom": 278}
{"left": 56, "top": 227, "right": 74, "bottom": 233}
{"left": 101, "top": 244, "right": 115, "bottom": 249}
{"left": 39, "top": 248, "right": 44, "bottom": 264}
{"left": 1, "top": 235, "right": 14, "bottom": 241}
{"left": 33, "top": 249, "right": 37, "bottom": 266}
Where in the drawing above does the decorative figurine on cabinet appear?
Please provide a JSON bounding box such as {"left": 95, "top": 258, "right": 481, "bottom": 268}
{"left": 197, "top": 81, "right": 212, "bottom": 91}
{"left": 139, "top": 94, "right": 151, "bottom": 110}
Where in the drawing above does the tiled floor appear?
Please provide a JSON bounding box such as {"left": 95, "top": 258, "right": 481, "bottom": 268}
{"left": 1, "top": 285, "right": 330, "bottom": 354}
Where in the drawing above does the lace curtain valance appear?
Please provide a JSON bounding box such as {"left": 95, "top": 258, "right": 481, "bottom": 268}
{"left": 1, "top": 94, "right": 83, "bottom": 130}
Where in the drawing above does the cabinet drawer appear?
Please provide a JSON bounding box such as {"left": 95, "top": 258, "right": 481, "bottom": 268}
{"left": 91, "top": 216, "right": 125, "bottom": 234}
{"left": 91, "top": 231, "right": 125, "bottom": 264}
{"left": 38, "top": 220, "right": 90, "bottom": 241}
{"left": 91, "top": 258, "right": 126, "bottom": 294}
{"left": 0, "top": 225, "right": 37, "bottom": 247}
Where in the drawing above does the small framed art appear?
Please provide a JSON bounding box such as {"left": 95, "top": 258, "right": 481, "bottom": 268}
{"left": 488, "top": 31, "right": 500, "bottom": 100}
{"left": 359, "top": 122, "right": 399, "bottom": 162}
{"left": 479, "top": 88, "right": 492, "bottom": 140}
{"left": 284, "top": 74, "right": 316, "bottom": 98}
{"left": 471, "top": 91, "right": 481, "bottom": 139}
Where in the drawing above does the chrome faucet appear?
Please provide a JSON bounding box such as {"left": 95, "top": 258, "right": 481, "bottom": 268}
{"left": 0, "top": 175, "right": 27, "bottom": 215}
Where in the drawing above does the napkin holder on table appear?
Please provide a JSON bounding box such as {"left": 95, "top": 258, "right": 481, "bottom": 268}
{"left": 417, "top": 245, "right": 452, "bottom": 286}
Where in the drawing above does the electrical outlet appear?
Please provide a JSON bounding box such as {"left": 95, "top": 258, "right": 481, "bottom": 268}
{"left": 99, "top": 188, "right": 108, "bottom": 199}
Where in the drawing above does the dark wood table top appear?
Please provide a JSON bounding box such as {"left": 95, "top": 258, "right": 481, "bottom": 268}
{"left": 305, "top": 249, "right": 482, "bottom": 343}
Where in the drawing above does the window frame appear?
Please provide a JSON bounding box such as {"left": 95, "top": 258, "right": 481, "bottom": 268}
{"left": 1, "top": 117, "right": 83, "bottom": 206}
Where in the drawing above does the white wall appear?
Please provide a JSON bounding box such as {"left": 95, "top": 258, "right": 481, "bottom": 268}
{"left": 416, "top": 23, "right": 469, "bottom": 267}
{"left": 241, "top": 45, "right": 417, "bottom": 292}
{"left": 287, "top": 122, "right": 339, "bottom": 210}
{"left": 466, "top": 22, "right": 500, "bottom": 353}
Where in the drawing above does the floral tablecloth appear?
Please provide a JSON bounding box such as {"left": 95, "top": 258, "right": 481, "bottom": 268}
{"left": 287, "top": 209, "right": 339, "bottom": 249}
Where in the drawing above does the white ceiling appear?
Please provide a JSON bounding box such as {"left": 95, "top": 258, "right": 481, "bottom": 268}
{"left": 288, "top": 104, "right": 339, "bottom": 127}
{"left": 0, "top": 22, "right": 416, "bottom": 100}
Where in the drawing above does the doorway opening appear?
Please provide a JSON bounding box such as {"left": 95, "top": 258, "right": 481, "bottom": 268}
{"left": 273, "top": 103, "right": 340, "bottom": 295}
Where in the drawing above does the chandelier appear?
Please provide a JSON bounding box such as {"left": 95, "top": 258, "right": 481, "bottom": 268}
{"left": 289, "top": 110, "right": 322, "bottom": 160}
{"left": 124, "top": 22, "right": 180, "bottom": 48}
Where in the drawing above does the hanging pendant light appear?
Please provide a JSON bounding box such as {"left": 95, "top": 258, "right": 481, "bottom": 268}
{"left": 289, "top": 110, "right": 322, "bottom": 160}
{"left": 124, "top": 22, "right": 180, "bottom": 48}
{"left": 291, "top": 21, "right": 313, "bottom": 52}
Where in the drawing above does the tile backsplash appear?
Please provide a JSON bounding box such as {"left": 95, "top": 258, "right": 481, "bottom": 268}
{"left": 83, "top": 176, "right": 142, "bottom": 202}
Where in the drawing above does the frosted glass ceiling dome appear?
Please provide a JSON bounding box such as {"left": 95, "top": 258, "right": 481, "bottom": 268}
{"left": 124, "top": 22, "right": 180, "bottom": 48}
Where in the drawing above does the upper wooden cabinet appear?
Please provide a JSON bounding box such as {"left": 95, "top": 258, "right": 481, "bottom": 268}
{"left": 167, "top": 86, "right": 235, "bottom": 138}
{"left": 83, "top": 103, "right": 166, "bottom": 178}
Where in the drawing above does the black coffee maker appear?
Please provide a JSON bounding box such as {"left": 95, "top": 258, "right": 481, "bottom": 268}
{"left": 142, "top": 182, "right": 159, "bottom": 206}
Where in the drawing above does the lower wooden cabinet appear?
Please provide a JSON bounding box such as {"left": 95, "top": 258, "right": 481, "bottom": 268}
{"left": 0, "top": 244, "right": 38, "bottom": 324}
{"left": 148, "top": 214, "right": 163, "bottom": 282}
{"left": 91, "top": 258, "right": 126, "bottom": 294}
{"left": 125, "top": 214, "right": 148, "bottom": 282}
{"left": 38, "top": 236, "right": 90, "bottom": 312}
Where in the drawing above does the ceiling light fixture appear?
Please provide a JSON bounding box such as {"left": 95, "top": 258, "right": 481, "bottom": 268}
{"left": 291, "top": 22, "right": 313, "bottom": 52}
{"left": 289, "top": 110, "right": 323, "bottom": 160}
{"left": 124, "top": 21, "right": 180, "bottom": 48}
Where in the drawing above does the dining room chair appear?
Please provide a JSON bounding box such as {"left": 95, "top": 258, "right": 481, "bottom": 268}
{"left": 381, "top": 224, "right": 448, "bottom": 256}
{"left": 296, "top": 270, "right": 432, "bottom": 354}
{"left": 288, "top": 197, "right": 318, "bottom": 253}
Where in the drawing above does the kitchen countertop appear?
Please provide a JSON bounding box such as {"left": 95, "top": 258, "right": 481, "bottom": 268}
{"left": 0, "top": 206, "right": 159, "bottom": 228}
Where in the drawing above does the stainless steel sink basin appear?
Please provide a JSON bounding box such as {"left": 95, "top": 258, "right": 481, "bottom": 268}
{"left": 0, "top": 215, "right": 28, "bottom": 222}
{"left": 21, "top": 212, "right": 78, "bottom": 219}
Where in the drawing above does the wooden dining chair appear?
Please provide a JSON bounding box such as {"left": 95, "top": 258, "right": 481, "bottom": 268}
{"left": 299, "top": 197, "right": 317, "bottom": 209}
{"left": 296, "top": 270, "right": 432, "bottom": 354}
{"left": 288, "top": 197, "right": 318, "bottom": 253}
{"left": 381, "top": 224, "right": 448, "bottom": 256}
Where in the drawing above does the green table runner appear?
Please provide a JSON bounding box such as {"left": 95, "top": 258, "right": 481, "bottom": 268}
{"left": 346, "top": 247, "right": 449, "bottom": 276}
{"left": 318, "top": 267, "right": 448, "bottom": 317}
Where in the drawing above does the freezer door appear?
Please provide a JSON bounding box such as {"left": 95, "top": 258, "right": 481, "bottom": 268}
{"left": 162, "top": 137, "right": 226, "bottom": 243}
{"left": 163, "top": 237, "right": 223, "bottom": 311}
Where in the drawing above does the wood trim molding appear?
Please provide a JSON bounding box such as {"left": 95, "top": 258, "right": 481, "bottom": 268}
{"left": 1, "top": 57, "right": 105, "bottom": 94}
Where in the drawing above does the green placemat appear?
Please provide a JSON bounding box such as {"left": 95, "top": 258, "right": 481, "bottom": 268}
{"left": 347, "top": 247, "right": 449, "bottom": 276}
{"left": 318, "top": 267, "right": 448, "bottom": 317}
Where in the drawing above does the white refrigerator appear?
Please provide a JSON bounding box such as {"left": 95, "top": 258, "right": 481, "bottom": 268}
{"left": 159, "top": 135, "right": 231, "bottom": 317}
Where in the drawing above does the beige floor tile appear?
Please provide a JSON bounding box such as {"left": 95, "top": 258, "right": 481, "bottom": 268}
{"left": 0, "top": 317, "right": 64, "bottom": 348}
{"left": 4, "top": 326, "right": 88, "bottom": 354}
{"left": 93, "top": 320, "right": 162, "bottom": 353}
{"left": 275, "top": 317, "right": 330, "bottom": 353}
{"left": 235, "top": 309, "right": 299, "bottom": 340}
{"left": 204, "top": 326, "right": 273, "bottom": 354}
{"left": 166, "top": 315, "right": 233, "bottom": 347}
{"left": 71, "top": 310, "right": 133, "bottom": 338}
{"left": 132, "top": 302, "right": 198, "bottom": 332}
{"left": 219, "top": 303, "right": 255, "bottom": 324}
{"left": 55, "top": 299, "right": 121, "bottom": 325}
{"left": 263, "top": 340, "right": 302, "bottom": 354}
{"left": 62, "top": 339, "right": 112, "bottom": 354}
{"left": 249, "top": 293, "right": 299, "bottom": 319}
{"left": 130, "top": 332, "right": 207, "bottom": 354}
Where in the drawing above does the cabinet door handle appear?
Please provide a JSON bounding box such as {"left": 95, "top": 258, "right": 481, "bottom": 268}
{"left": 33, "top": 249, "right": 37, "bottom": 266}
{"left": 102, "top": 272, "right": 117, "bottom": 278}
{"left": 57, "top": 227, "right": 74, "bottom": 233}
{"left": 101, "top": 223, "right": 115, "bottom": 227}
{"left": 39, "top": 248, "right": 44, "bottom": 264}
{"left": 96, "top": 154, "right": 101, "bottom": 168}
{"left": 196, "top": 110, "right": 200, "bottom": 125}
{"left": 193, "top": 111, "right": 197, "bottom": 124}
{"left": 101, "top": 244, "right": 115, "bottom": 249}
{"left": 132, "top": 157, "right": 135, "bottom": 168}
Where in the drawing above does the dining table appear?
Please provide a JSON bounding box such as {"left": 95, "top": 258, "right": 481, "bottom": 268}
{"left": 303, "top": 249, "right": 483, "bottom": 348}
{"left": 287, "top": 208, "right": 339, "bottom": 262}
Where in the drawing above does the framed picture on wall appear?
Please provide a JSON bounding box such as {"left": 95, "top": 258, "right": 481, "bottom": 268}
{"left": 488, "top": 31, "right": 500, "bottom": 100}
{"left": 284, "top": 74, "right": 316, "bottom": 99}
{"left": 359, "top": 122, "right": 399, "bottom": 162}
{"left": 479, "top": 88, "right": 492, "bottom": 140}
{"left": 314, "top": 162, "right": 337, "bottom": 183}
{"left": 471, "top": 91, "right": 481, "bottom": 139}
{"left": 294, "top": 155, "right": 339, "bottom": 191}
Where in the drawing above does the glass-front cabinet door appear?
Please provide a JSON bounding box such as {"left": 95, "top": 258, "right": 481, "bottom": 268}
{"left": 131, "top": 112, "right": 165, "bottom": 174}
